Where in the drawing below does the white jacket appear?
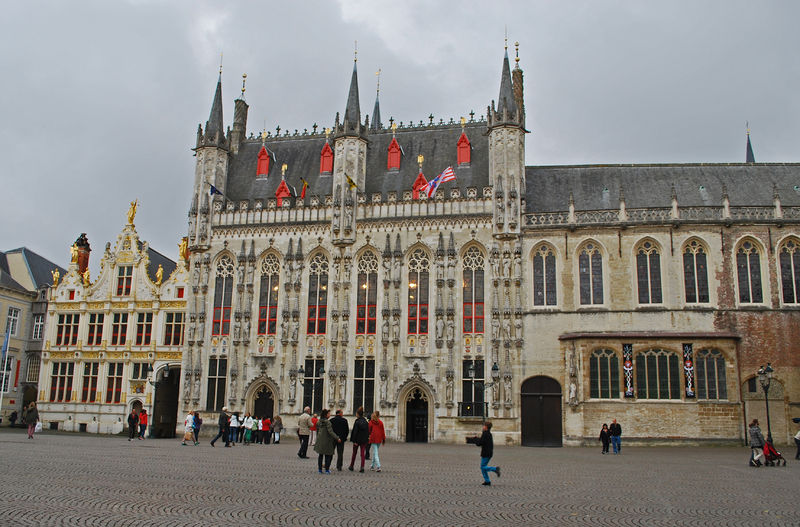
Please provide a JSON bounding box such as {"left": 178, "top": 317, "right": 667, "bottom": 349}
{"left": 230, "top": 415, "right": 239, "bottom": 427}
{"left": 243, "top": 416, "right": 254, "bottom": 429}
{"left": 184, "top": 414, "right": 194, "bottom": 433}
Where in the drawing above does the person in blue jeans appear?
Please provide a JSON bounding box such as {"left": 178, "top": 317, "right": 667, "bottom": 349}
{"left": 467, "top": 421, "right": 501, "bottom": 486}
{"left": 609, "top": 418, "right": 622, "bottom": 454}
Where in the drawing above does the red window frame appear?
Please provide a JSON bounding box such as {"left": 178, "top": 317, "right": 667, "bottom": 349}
{"left": 307, "top": 272, "right": 328, "bottom": 335}
{"left": 462, "top": 269, "right": 484, "bottom": 334}
{"left": 212, "top": 274, "right": 233, "bottom": 336}
{"left": 105, "top": 362, "right": 123, "bottom": 403}
{"left": 320, "top": 142, "right": 333, "bottom": 174}
{"left": 116, "top": 266, "right": 133, "bottom": 296}
{"left": 407, "top": 271, "right": 429, "bottom": 335}
{"left": 87, "top": 313, "right": 104, "bottom": 346}
{"left": 258, "top": 273, "right": 279, "bottom": 335}
{"left": 257, "top": 145, "right": 270, "bottom": 176}
{"left": 356, "top": 271, "right": 377, "bottom": 335}
{"left": 164, "top": 312, "right": 185, "bottom": 346}
{"left": 56, "top": 314, "right": 80, "bottom": 346}
{"left": 135, "top": 312, "right": 153, "bottom": 346}
{"left": 81, "top": 362, "right": 99, "bottom": 403}
{"left": 111, "top": 313, "right": 128, "bottom": 346}
{"left": 457, "top": 132, "right": 471, "bottom": 165}
{"left": 49, "top": 362, "right": 74, "bottom": 402}
{"left": 387, "top": 138, "right": 401, "bottom": 170}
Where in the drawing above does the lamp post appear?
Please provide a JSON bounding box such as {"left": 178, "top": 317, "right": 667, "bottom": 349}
{"left": 757, "top": 363, "right": 774, "bottom": 444}
{"left": 467, "top": 362, "right": 500, "bottom": 424}
{"left": 146, "top": 363, "right": 155, "bottom": 438}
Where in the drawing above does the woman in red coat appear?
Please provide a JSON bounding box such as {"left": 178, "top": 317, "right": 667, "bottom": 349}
{"left": 368, "top": 410, "right": 386, "bottom": 472}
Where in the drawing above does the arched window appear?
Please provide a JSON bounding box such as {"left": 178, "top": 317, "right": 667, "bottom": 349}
{"left": 532, "top": 244, "right": 557, "bottom": 306}
{"left": 736, "top": 240, "right": 763, "bottom": 303}
{"left": 779, "top": 238, "right": 800, "bottom": 304}
{"left": 589, "top": 349, "right": 619, "bottom": 399}
{"left": 462, "top": 247, "right": 485, "bottom": 334}
{"left": 683, "top": 239, "right": 709, "bottom": 303}
{"left": 258, "top": 254, "right": 280, "bottom": 335}
{"left": 457, "top": 133, "right": 471, "bottom": 166}
{"left": 578, "top": 243, "right": 603, "bottom": 305}
{"left": 212, "top": 255, "right": 234, "bottom": 336}
{"left": 407, "top": 249, "right": 430, "bottom": 334}
{"left": 306, "top": 254, "right": 329, "bottom": 335}
{"left": 636, "top": 240, "right": 662, "bottom": 304}
{"left": 320, "top": 142, "right": 333, "bottom": 174}
{"left": 695, "top": 349, "right": 727, "bottom": 400}
{"left": 635, "top": 349, "right": 680, "bottom": 399}
{"left": 356, "top": 252, "right": 379, "bottom": 335}
{"left": 256, "top": 145, "right": 270, "bottom": 177}
{"left": 387, "top": 138, "right": 401, "bottom": 171}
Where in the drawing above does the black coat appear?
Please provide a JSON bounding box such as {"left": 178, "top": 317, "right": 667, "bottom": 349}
{"left": 475, "top": 430, "right": 493, "bottom": 459}
{"left": 609, "top": 423, "right": 622, "bottom": 437}
{"left": 218, "top": 412, "right": 228, "bottom": 431}
{"left": 330, "top": 415, "right": 350, "bottom": 442}
{"left": 350, "top": 417, "right": 370, "bottom": 444}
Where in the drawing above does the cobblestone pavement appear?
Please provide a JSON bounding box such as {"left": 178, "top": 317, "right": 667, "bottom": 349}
{"left": 0, "top": 430, "right": 798, "bottom": 526}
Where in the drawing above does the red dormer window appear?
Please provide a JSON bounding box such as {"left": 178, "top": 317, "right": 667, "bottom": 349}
{"left": 257, "top": 146, "right": 270, "bottom": 177}
{"left": 275, "top": 179, "right": 291, "bottom": 207}
{"left": 387, "top": 138, "right": 401, "bottom": 171}
{"left": 411, "top": 172, "right": 428, "bottom": 200}
{"left": 457, "top": 133, "right": 471, "bottom": 166}
{"left": 320, "top": 142, "right": 333, "bottom": 174}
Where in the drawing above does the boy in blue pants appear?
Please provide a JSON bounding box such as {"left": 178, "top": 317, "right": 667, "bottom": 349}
{"left": 467, "top": 421, "right": 501, "bottom": 486}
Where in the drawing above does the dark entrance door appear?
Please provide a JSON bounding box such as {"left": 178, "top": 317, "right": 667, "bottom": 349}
{"left": 152, "top": 367, "right": 180, "bottom": 438}
{"left": 521, "top": 376, "right": 562, "bottom": 447}
{"left": 405, "top": 389, "right": 428, "bottom": 443}
{"left": 253, "top": 387, "right": 274, "bottom": 419}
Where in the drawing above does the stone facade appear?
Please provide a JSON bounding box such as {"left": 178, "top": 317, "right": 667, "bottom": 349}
{"left": 181, "top": 50, "right": 800, "bottom": 445}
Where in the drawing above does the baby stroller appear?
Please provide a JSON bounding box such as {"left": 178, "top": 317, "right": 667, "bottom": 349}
{"left": 763, "top": 441, "right": 786, "bottom": 466}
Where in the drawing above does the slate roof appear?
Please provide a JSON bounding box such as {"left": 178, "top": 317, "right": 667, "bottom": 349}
{"left": 136, "top": 243, "right": 177, "bottom": 284}
{"left": 225, "top": 122, "right": 490, "bottom": 204}
{"left": 0, "top": 247, "right": 65, "bottom": 291}
{"left": 0, "top": 252, "right": 29, "bottom": 294}
{"left": 525, "top": 163, "right": 800, "bottom": 213}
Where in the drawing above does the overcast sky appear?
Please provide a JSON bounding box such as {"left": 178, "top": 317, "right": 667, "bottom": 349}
{"left": 1, "top": 1, "right": 798, "bottom": 275}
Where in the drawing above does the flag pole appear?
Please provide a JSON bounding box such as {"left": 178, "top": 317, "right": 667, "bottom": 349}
{"left": 0, "top": 333, "right": 9, "bottom": 425}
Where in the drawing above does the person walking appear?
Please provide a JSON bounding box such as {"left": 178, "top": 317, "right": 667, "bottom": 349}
{"left": 138, "top": 409, "right": 148, "bottom": 440}
{"left": 348, "top": 407, "right": 370, "bottom": 472}
{"left": 310, "top": 413, "right": 319, "bottom": 446}
{"left": 24, "top": 402, "right": 39, "bottom": 439}
{"left": 272, "top": 415, "right": 283, "bottom": 444}
{"left": 330, "top": 409, "right": 350, "bottom": 471}
{"left": 210, "top": 407, "right": 230, "bottom": 447}
{"left": 263, "top": 415, "right": 272, "bottom": 445}
{"left": 297, "top": 407, "right": 312, "bottom": 458}
{"left": 127, "top": 408, "right": 139, "bottom": 442}
{"left": 313, "top": 409, "right": 341, "bottom": 474}
{"left": 749, "top": 419, "right": 766, "bottom": 467}
{"left": 182, "top": 411, "right": 195, "bottom": 446}
{"left": 192, "top": 412, "right": 202, "bottom": 445}
{"left": 368, "top": 410, "right": 386, "bottom": 472}
{"left": 9, "top": 410, "right": 18, "bottom": 428}
{"left": 599, "top": 423, "right": 610, "bottom": 454}
{"left": 242, "top": 413, "right": 254, "bottom": 445}
{"left": 609, "top": 418, "right": 622, "bottom": 454}
{"left": 467, "top": 421, "right": 501, "bottom": 486}
{"left": 229, "top": 412, "right": 240, "bottom": 446}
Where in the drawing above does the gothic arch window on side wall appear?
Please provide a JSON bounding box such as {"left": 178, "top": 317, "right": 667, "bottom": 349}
{"left": 683, "top": 239, "right": 709, "bottom": 304}
{"left": 407, "top": 249, "right": 430, "bottom": 334}
{"left": 307, "top": 253, "right": 329, "bottom": 335}
{"left": 258, "top": 254, "right": 281, "bottom": 335}
{"left": 462, "top": 246, "right": 485, "bottom": 334}
{"left": 635, "top": 240, "right": 663, "bottom": 304}
{"left": 635, "top": 349, "right": 680, "bottom": 399}
{"left": 589, "top": 349, "right": 619, "bottom": 399}
{"left": 736, "top": 240, "right": 763, "bottom": 303}
{"left": 779, "top": 238, "right": 800, "bottom": 304}
{"left": 212, "top": 255, "right": 235, "bottom": 336}
{"left": 532, "top": 244, "right": 557, "bottom": 306}
{"left": 694, "top": 349, "right": 727, "bottom": 400}
{"left": 357, "top": 252, "right": 379, "bottom": 335}
{"left": 578, "top": 242, "right": 603, "bottom": 305}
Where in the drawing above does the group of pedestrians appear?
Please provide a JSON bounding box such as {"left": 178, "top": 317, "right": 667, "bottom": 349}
{"left": 209, "top": 407, "right": 284, "bottom": 447}
{"left": 126, "top": 408, "right": 148, "bottom": 441}
{"left": 296, "top": 406, "right": 385, "bottom": 474}
{"left": 598, "top": 419, "right": 622, "bottom": 454}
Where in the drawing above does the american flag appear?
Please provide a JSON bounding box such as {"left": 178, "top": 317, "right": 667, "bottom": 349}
{"left": 423, "top": 166, "right": 456, "bottom": 198}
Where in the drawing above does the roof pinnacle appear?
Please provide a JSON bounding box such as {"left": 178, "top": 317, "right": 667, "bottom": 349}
{"left": 241, "top": 73, "right": 247, "bottom": 98}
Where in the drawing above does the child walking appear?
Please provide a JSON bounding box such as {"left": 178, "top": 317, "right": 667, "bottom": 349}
{"left": 467, "top": 421, "right": 501, "bottom": 486}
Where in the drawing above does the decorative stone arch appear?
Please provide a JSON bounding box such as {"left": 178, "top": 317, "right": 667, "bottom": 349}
{"left": 354, "top": 244, "right": 380, "bottom": 261}
{"left": 733, "top": 236, "right": 767, "bottom": 304}
{"left": 776, "top": 235, "right": 800, "bottom": 304}
{"left": 256, "top": 248, "right": 284, "bottom": 267}
{"left": 395, "top": 372, "right": 438, "bottom": 442}
{"left": 529, "top": 241, "right": 560, "bottom": 307}
{"left": 242, "top": 374, "right": 281, "bottom": 416}
{"left": 129, "top": 398, "right": 144, "bottom": 413}
{"left": 574, "top": 239, "right": 607, "bottom": 306}
{"left": 305, "top": 247, "right": 332, "bottom": 267}
{"left": 212, "top": 250, "right": 237, "bottom": 269}
{"left": 459, "top": 241, "right": 487, "bottom": 260}
{"left": 681, "top": 236, "right": 711, "bottom": 254}
{"left": 574, "top": 237, "right": 607, "bottom": 257}
{"left": 404, "top": 241, "right": 433, "bottom": 260}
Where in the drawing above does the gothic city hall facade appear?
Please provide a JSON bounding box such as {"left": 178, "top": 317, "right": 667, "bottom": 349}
{"left": 183, "top": 48, "right": 800, "bottom": 446}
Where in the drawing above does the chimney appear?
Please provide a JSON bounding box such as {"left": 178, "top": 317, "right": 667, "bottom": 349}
{"left": 231, "top": 75, "right": 249, "bottom": 154}
{"left": 74, "top": 233, "right": 91, "bottom": 274}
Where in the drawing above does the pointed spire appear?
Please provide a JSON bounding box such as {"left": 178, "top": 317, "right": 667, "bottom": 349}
{"left": 344, "top": 60, "right": 361, "bottom": 128}
{"left": 436, "top": 232, "right": 445, "bottom": 258}
{"left": 295, "top": 238, "right": 304, "bottom": 261}
{"left": 205, "top": 73, "right": 224, "bottom": 142}
{"left": 394, "top": 233, "right": 402, "bottom": 258}
{"left": 371, "top": 69, "right": 382, "bottom": 131}
{"left": 383, "top": 234, "right": 392, "bottom": 259}
{"left": 447, "top": 232, "right": 456, "bottom": 258}
{"left": 496, "top": 48, "right": 518, "bottom": 119}
{"left": 746, "top": 124, "right": 755, "bottom": 163}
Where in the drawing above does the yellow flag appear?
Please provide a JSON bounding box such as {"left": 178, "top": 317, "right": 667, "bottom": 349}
{"left": 345, "top": 174, "right": 358, "bottom": 190}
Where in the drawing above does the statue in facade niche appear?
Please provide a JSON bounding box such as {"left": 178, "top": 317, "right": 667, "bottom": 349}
{"left": 289, "top": 376, "right": 296, "bottom": 401}
{"left": 201, "top": 265, "right": 209, "bottom": 285}
{"left": 492, "top": 382, "right": 499, "bottom": 404}
{"left": 380, "top": 375, "right": 388, "bottom": 402}
{"left": 445, "top": 375, "right": 454, "bottom": 401}
{"left": 183, "top": 376, "right": 191, "bottom": 400}
{"left": 435, "top": 318, "right": 444, "bottom": 340}
{"left": 491, "top": 317, "right": 500, "bottom": 340}
{"left": 393, "top": 258, "right": 401, "bottom": 283}
{"left": 436, "top": 260, "right": 444, "bottom": 281}
{"left": 237, "top": 265, "right": 244, "bottom": 284}
{"left": 333, "top": 207, "right": 340, "bottom": 231}
{"left": 392, "top": 317, "right": 400, "bottom": 341}
{"left": 344, "top": 205, "right": 353, "bottom": 228}
{"left": 382, "top": 258, "right": 391, "bottom": 277}
{"left": 491, "top": 256, "right": 500, "bottom": 278}
{"left": 281, "top": 318, "right": 288, "bottom": 340}
{"left": 381, "top": 319, "right": 389, "bottom": 341}
{"left": 188, "top": 324, "right": 195, "bottom": 341}
{"left": 502, "top": 317, "right": 511, "bottom": 340}
{"left": 291, "top": 321, "right": 299, "bottom": 342}
{"left": 329, "top": 374, "right": 337, "bottom": 400}
{"left": 194, "top": 377, "right": 200, "bottom": 397}
{"left": 514, "top": 317, "right": 522, "bottom": 339}
{"left": 504, "top": 376, "right": 512, "bottom": 403}
{"left": 244, "top": 319, "right": 251, "bottom": 339}
{"left": 331, "top": 320, "right": 339, "bottom": 341}
{"left": 233, "top": 320, "right": 241, "bottom": 340}
{"left": 338, "top": 374, "right": 346, "bottom": 399}
{"left": 514, "top": 253, "right": 522, "bottom": 279}
{"left": 193, "top": 266, "right": 200, "bottom": 286}
{"left": 502, "top": 253, "right": 511, "bottom": 278}
{"left": 446, "top": 318, "right": 454, "bottom": 342}
{"left": 447, "top": 258, "right": 455, "bottom": 282}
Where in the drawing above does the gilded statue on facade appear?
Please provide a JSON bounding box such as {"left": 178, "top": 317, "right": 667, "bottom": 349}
{"left": 70, "top": 243, "right": 78, "bottom": 263}
{"left": 51, "top": 268, "right": 60, "bottom": 286}
{"left": 82, "top": 268, "right": 91, "bottom": 287}
{"left": 127, "top": 199, "right": 138, "bottom": 225}
{"left": 178, "top": 237, "right": 189, "bottom": 262}
{"left": 155, "top": 264, "right": 164, "bottom": 285}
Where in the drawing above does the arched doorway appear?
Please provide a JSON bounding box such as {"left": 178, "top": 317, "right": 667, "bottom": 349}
{"left": 152, "top": 366, "right": 180, "bottom": 438}
{"left": 521, "top": 376, "right": 562, "bottom": 447}
{"left": 253, "top": 386, "right": 275, "bottom": 419}
{"left": 405, "top": 388, "right": 428, "bottom": 443}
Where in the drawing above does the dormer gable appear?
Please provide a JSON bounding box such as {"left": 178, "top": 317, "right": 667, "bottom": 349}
{"left": 387, "top": 137, "right": 402, "bottom": 171}
{"left": 257, "top": 145, "right": 271, "bottom": 177}
{"left": 457, "top": 132, "right": 471, "bottom": 166}
{"left": 411, "top": 171, "right": 428, "bottom": 200}
{"left": 320, "top": 142, "right": 333, "bottom": 174}
{"left": 275, "top": 179, "right": 291, "bottom": 207}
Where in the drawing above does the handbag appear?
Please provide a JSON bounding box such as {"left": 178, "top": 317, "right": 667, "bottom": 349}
{"left": 34, "top": 422, "right": 42, "bottom": 433}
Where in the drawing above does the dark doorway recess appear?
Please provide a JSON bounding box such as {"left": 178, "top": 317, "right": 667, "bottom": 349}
{"left": 521, "top": 376, "right": 562, "bottom": 447}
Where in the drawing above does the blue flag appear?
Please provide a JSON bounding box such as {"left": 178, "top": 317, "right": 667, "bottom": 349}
{"left": 209, "top": 184, "right": 224, "bottom": 197}
{"left": 1, "top": 332, "right": 8, "bottom": 363}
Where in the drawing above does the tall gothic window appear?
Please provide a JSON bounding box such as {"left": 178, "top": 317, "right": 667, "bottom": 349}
{"left": 460, "top": 359, "right": 485, "bottom": 417}
{"left": 306, "top": 253, "right": 329, "bottom": 335}
{"left": 407, "top": 249, "right": 430, "bottom": 334}
{"left": 212, "top": 255, "right": 235, "bottom": 335}
{"left": 578, "top": 243, "right": 603, "bottom": 305}
{"left": 636, "top": 349, "right": 680, "bottom": 399}
{"left": 302, "top": 358, "right": 325, "bottom": 412}
{"left": 462, "top": 247, "right": 485, "bottom": 334}
{"left": 779, "top": 238, "right": 800, "bottom": 304}
{"left": 357, "top": 252, "right": 379, "bottom": 335}
{"left": 533, "top": 244, "right": 557, "bottom": 306}
{"left": 683, "top": 239, "right": 709, "bottom": 303}
{"left": 636, "top": 240, "right": 662, "bottom": 304}
{"left": 736, "top": 240, "right": 763, "bottom": 303}
{"left": 206, "top": 357, "right": 227, "bottom": 411}
{"left": 695, "top": 349, "right": 727, "bottom": 400}
{"left": 353, "top": 358, "right": 375, "bottom": 414}
{"left": 258, "top": 254, "right": 280, "bottom": 335}
{"left": 589, "top": 349, "right": 619, "bottom": 399}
